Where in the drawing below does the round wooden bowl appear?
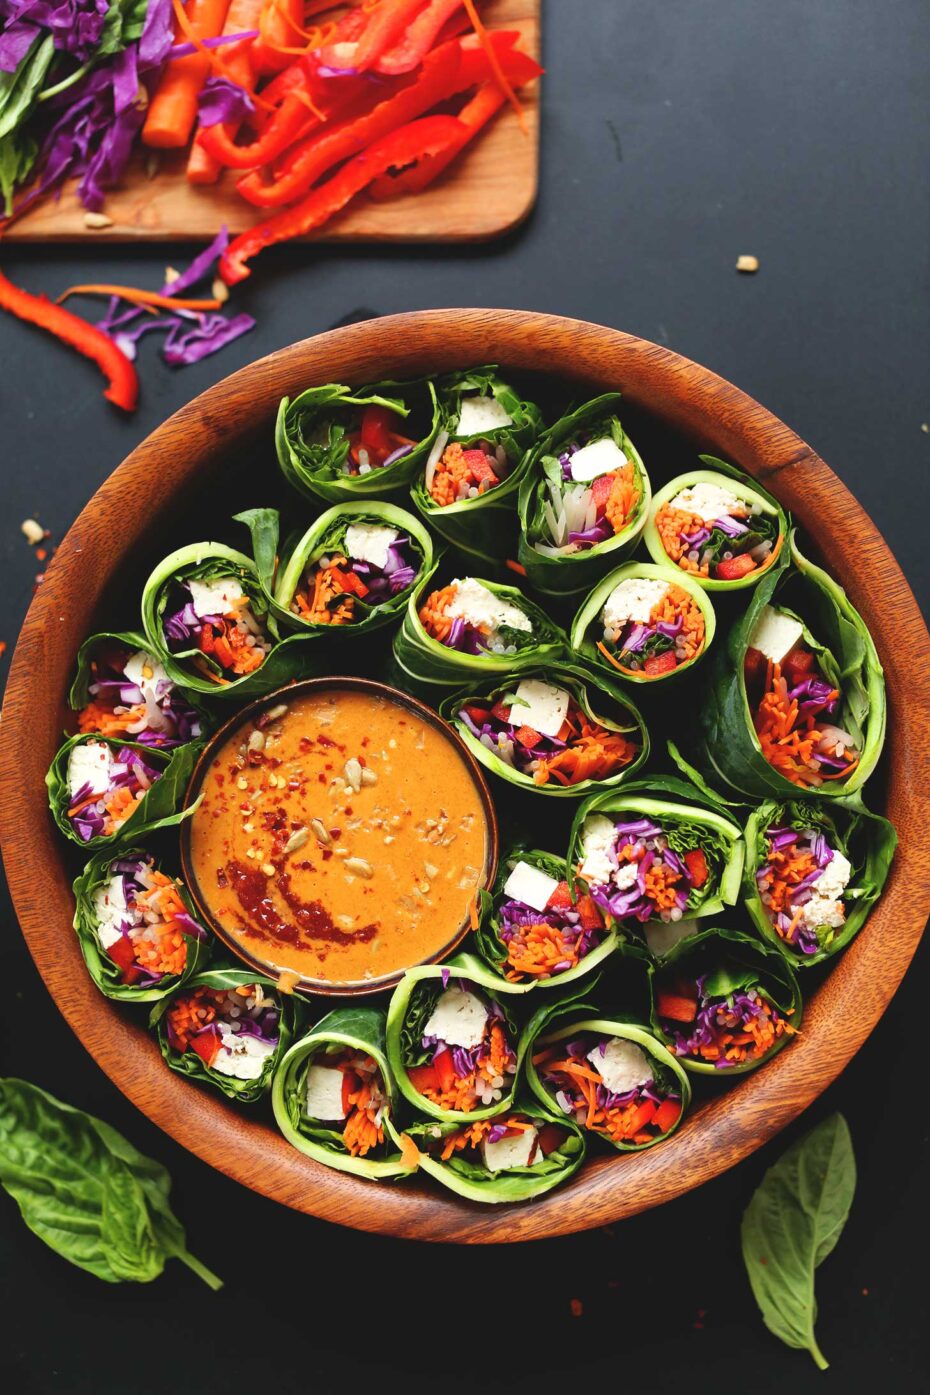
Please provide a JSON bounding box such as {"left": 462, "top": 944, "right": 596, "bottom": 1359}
{"left": 178, "top": 675, "right": 499, "bottom": 996}
{"left": 2, "top": 310, "right": 928, "bottom": 1243}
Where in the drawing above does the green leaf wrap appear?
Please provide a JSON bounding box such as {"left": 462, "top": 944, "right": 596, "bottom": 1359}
{"left": 149, "top": 968, "right": 296, "bottom": 1103}
{"left": 643, "top": 457, "right": 789, "bottom": 591}
{"left": 385, "top": 953, "right": 532, "bottom": 1122}
{"left": 72, "top": 847, "right": 211, "bottom": 1002}
{"left": 46, "top": 734, "right": 200, "bottom": 849}
{"left": 388, "top": 1095, "right": 585, "bottom": 1204}
{"left": 271, "top": 1006, "right": 413, "bottom": 1180}
{"left": 742, "top": 795, "right": 896, "bottom": 967}
{"left": 695, "top": 532, "right": 886, "bottom": 798}
{"left": 0, "top": 1078, "right": 221, "bottom": 1289}
{"left": 568, "top": 776, "right": 746, "bottom": 931}
{"left": 438, "top": 660, "right": 649, "bottom": 798}
{"left": 275, "top": 378, "right": 441, "bottom": 503}
{"left": 393, "top": 573, "right": 567, "bottom": 688}
{"left": 570, "top": 560, "right": 716, "bottom": 684}
{"left": 517, "top": 394, "right": 652, "bottom": 594}
{"left": 140, "top": 540, "right": 318, "bottom": 701}
{"left": 475, "top": 845, "right": 619, "bottom": 987}
{"left": 409, "top": 367, "right": 544, "bottom": 562}
{"left": 521, "top": 1003, "right": 691, "bottom": 1151}
{"left": 647, "top": 926, "right": 802, "bottom": 1075}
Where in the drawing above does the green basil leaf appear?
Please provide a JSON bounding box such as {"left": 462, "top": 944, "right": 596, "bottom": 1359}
{"left": 741, "top": 1113, "right": 856, "bottom": 1370}
{"left": 0, "top": 1078, "right": 221, "bottom": 1289}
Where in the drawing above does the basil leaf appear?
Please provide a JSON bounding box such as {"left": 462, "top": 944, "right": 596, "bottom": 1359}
{"left": 741, "top": 1113, "right": 856, "bottom": 1369}
{"left": 0, "top": 1078, "right": 222, "bottom": 1289}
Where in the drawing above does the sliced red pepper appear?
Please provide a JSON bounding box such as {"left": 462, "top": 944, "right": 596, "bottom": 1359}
{"left": 683, "top": 847, "right": 709, "bottom": 888}
{"left": 743, "top": 644, "right": 767, "bottom": 692}
{"left": 575, "top": 894, "right": 604, "bottom": 930}
{"left": 347, "top": 0, "right": 426, "bottom": 73}
{"left": 370, "top": 45, "right": 542, "bottom": 200}
{"left": 656, "top": 990, "right": 698, "bottom": 1024}
{"left": 537, "top": 1123, "right": 568, "bottom": 1157}
{"left": 407, "top": 1062, "right": 441, "bottom": 1094}
{"left": 643, "top": 651, "right": 678, "bottom": 677}
{"left": 783, "top": 644, "right": 816, "bottom": 687}
{"left": 200, "top": 88, "right": 319, "bottom": 171}
{"left": 514, "top": 724, "right": 542, "bottom": 748}
{"left": 490, "top": 698, "right": 512, "bottom": 723}
{"left": 590, "top": 473, "right": 616, "bottom": 509}
{"left": 625, "top": 1099, "right": 658, "bottom": 1135}
{"left": 237, "top": 40, "right": 463, "bottom": 209}
{"left": 191, "top": 1030, "right": 221, "bottom": 1067}
{"left": 715, "top": 552, "right": 757, "bottom": 581}
{"left": 652, "top": 1098, "right": 682, "bottom": 1135}
{"left": 546, "top": 880, "right": 573, "bottom": 910}
{"left": 341, "top": 1067, "right": 361, "bottom": 1115}
{"left": 376, "top": 0, "right": 466, "bottom": 73}
{"left": 221, "top": 114, "right": 465, "bottom": 283}
{"left": 0, "top": 269, "right": 138, "bottom": 411}
{"left": 462, "top": 703, "right": 491, "bottom": 725}
{"left": 433, "top": 1047, "right": 456, "bottom": 1093}
{"left": 360, "top": 404, "right": 403, "bottom": 458}
{"left": 462, "top": 449, "right": 499, "bottom": 485}
{"left": 334, "top": 569, "right": 369, "bottom": 599}
{"left": 106, "top": 935, "right": 137, "bottom": 972}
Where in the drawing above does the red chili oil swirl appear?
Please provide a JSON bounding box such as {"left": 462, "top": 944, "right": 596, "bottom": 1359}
{"left": 226, "top": 860, "right": 378, "bottom": 950}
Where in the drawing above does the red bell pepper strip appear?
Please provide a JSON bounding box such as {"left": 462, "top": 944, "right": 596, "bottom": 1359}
{"left": 683, "top": 847, "right": 709, "bottom": 888}
{"left": 191, "top": 1030, "right": 222, "bottom": 1067}
{"left": 656, "top": 990, "right": 698, "bottom": 1024}
{"left": 433, "top": 1047, "right": 456, "bottom": 1094}
{"left": 376, "top": 0, "right": 466, "bottom": 73}
{"left": 489, "top": 698, "right": 512, "bottom": 723}
{"left": 220, "top": 113, "right": 464, "bottom": 283}
{"left": 625, "top": 1099, "right": 658, "bottom": 1134}
{"left": 200, "top": 86, "right": 318, "bottom": 169}
{"left": 0, "top": 269, "right": 139, "bottom": 411}
{"left": 545, "top": 881, "right": 574, "bottom": 910}
{"left": 351, "top": 0, "right": 427, "bottom": 72}
{"left": 106, "top": 936, "right": 137, "bottom": 973}
{"left": 782, "top": 644, "right": 816, "bottom": 688}
{"left": 537, "top": 1123, "right": 567, "bottom": 1157}
{"left": 651, "top": 1098, "right": 682, "bottom": 1135}
{"left": 341, "top": 1067, "right": 361, "bottom": 1115}
{"left": 237, "top": 39, "right": 464, "bottom": 208}
{"left": 514, "top": 724, "right": 541, "bottom": 749}
{"left": 643, "top": 651, "right": 679, "bottom": 677}
{"left": 743, "top": 645, "right": 767, "bottom": 690}
{"left": 575, "top": 895, "right": 603, "bottom": 930}
{"left": 714, "top": 552, "right": 756, "bottom": 581}
{"left": 407, "top": 1062, "right": 441, "bottom": 1094}
{"left": 370, "top": 49, "right": 541, "bottom": 200}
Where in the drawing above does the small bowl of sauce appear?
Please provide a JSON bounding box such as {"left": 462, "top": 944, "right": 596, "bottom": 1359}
{"left": 180, "top": 678, "right": 499, "bottom": 995}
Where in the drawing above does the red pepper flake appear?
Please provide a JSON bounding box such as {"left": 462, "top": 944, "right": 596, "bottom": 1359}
{"left": 569, "top": 1298, "right": 583, "bottom": 1318}
{"left": 0, "top": 640, "right": 6, "bottom": 657}
{"left": 35, "top": 547, "right": 47, "bottom": 561}
{"left": 862, "top": 1288, "right": 869, "bottom": 1297}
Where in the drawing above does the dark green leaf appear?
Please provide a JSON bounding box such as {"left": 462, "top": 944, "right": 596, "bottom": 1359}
{"left": 741, "top": 1113, "right": 856, "bottom": 1369}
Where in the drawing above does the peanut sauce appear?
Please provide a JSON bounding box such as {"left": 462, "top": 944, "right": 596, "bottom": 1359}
{"left": 188, "top": 689, "right": 491, "bottom": 985}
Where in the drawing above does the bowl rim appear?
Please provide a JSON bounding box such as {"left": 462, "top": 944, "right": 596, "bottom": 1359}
{"left": 177, "top": 674, "right": 500, "bottom": 996}
{"left": 2, "top": 308, "right": 928, "bottom": 1244}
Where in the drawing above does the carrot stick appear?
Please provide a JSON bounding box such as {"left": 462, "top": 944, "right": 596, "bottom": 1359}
{"left": 143, "top": 0, "right": 233, "bottom": 148}
{"left": 56, "top": 286, "right": 223, "bottom": 311}
{"left": 187, "top": 0, "right": 264, "bottom": 183}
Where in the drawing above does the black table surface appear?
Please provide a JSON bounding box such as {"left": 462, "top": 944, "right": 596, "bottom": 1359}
{"left": 1, "top": 2, "right": 927, "bottom": 1391}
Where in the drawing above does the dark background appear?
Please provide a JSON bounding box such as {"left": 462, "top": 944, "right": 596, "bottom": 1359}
{"left": 1, "top": 1, "right": 927, "bottom": 1391}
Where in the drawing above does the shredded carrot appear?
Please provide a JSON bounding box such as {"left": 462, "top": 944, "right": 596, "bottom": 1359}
{"left": 57, "top": 285, "right": 223, "bottom": 312}
{"left": 505, "top": 558, "right": 527, "bottom": 576}
{"left": 398, "top": 1132, "right": 422, "bottom": 1169}
{"left": 461, "top": 0, "right": 527, "bottom": 132}
{"left": 468, "top": 895, "right": 480, "bottom": 931}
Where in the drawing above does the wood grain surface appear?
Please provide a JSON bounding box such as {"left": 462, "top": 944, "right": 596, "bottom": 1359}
{"left": 2, "top": 309, "right": 928, "bottom": 1243}
{"left": 4, "top": 0, "right": 539, "bottom": 245}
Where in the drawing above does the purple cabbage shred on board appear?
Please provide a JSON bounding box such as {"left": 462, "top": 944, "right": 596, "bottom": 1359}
{"left": 197, "top": 73, "right": 256, "bottom": 127}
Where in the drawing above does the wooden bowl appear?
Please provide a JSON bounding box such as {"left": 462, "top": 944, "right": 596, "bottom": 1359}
{"left": 2, "top": 310, "right": 928, "bottom": 1243}
{"left": 178, "top": 676, "right": 499, "bottom": 996}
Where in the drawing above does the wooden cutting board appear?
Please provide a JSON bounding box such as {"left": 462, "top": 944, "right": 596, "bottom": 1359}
{"left": 5, "top": 0, "right": 539, "bottom": 244}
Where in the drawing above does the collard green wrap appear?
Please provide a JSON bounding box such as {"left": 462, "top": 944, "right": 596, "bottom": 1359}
{"left": 696, "top": 533, "right": 886, "bottom": 798}
{"left": 385, "top": 953, "right": 532, "bottom": 1123}
{"left": 522, "top": 999, "right": 691, "bottom": 1151}
{"left": 275, "top": 378, "right": 441, "bottom": 504}
{"left": 517, "top": 394, "right": 652, "bottom": 594}
{"left": 438, "top": 661, "right": 649, "bottom": 798}
{"left": 386, "top": 1097, "right": 585, "bottom": 1204}
{"left": 271, "top": 1007, "right": 413, "bottom": 1181}
{"left": 68, "top": 629, "right": 209, "bottom": 748}
{"left": 141, "top": 541, "right": 317, "bottom": 701}
{"left": 72, "top": 849, "right": 211, "bottom": 1002}
{"left": 46, "top": 734, "right": 200, "bottom": 849}
{"left": 743, "top": 796, "right": 896, "bottom": 967}
{"left": 236, "top": 501, "right": 436, "bottom": 636}
{"left": 410, "top": 366, "right": 543, "bottom": 562}
{"left": 648, "top": 926, "right": 802, "bottom": 1075}
{"left": 568, "top": 775, "right": 745, "bottom": 932}
{"left": 393, "top": 574, "right": 567, "bottom": 688}
{"left": 570, "top": 560, "right": 716, "bottom": 684}
{"left": 475, "top": 846, "right": 618, "bottom": 988}
{"left": 643, "top": 456, "right": 788, "bottom": 591}
{"left": 150, "top": 968, "right": 296, "bottom": 1103}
